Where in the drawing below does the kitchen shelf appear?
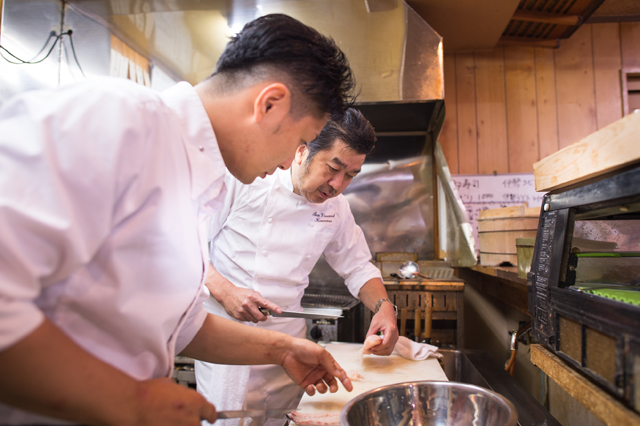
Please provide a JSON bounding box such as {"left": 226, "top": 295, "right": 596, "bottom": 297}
{"left": 375, "top": 279, "right": 465, "bottom": 348}
{"left": 456, "top": 265, "right": 530, "bottom": 315}
{"left": 531, "top": 344, "right": 640, "bottom": 426}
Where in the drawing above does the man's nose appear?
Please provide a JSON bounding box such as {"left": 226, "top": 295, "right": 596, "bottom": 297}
{"left": 329, "top": 173, "right": 344, "bottom": 189}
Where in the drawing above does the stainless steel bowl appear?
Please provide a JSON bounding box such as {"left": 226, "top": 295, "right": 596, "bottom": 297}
{"left": 398, "top": 261, "right": 420, "bottom": 279}
{"left": 340, "top": 381, "right": 517, "bottom": 426}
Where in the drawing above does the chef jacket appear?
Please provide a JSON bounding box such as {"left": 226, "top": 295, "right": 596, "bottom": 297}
{"left": 197, "top": 168, "right": 382, "bottom": 426}
{"left": 0, "top": 78, "right": 225, "bottom": 425}
{"left": 206, "top": 167, "right": 382, "bottom": 313}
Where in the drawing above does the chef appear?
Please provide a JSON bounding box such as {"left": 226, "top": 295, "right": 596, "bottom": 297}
{"left": 197, "top": 108, "right": 400, "bottom": 426}
{"left": 0, "top": 14, "right": 357, "bottom": 426}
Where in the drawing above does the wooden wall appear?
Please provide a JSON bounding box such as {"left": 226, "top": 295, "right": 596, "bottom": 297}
{"left": 439, "top": 22, "right": 640, "bottom": 175}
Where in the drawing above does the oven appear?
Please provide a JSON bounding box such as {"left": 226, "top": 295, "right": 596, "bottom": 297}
{"left": 529, "top": 163, "right": 640, "bottom": 414}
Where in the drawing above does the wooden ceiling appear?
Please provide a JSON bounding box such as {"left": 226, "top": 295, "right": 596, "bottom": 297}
{"left": 409, "top": 0, "right": 639, "bottom": 52}
{"left": 500, "top": 0, "right": 606, "bottom": 48}
{"left": 407, "top": 0, "right": 522, "bottom": 53}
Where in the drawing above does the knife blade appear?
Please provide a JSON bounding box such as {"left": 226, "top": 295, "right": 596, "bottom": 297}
{"left": 259, "top": 307, "right": 343, "bottom": 320}
{"left": 216, "top": 408, "right": 292, "bottom": 419}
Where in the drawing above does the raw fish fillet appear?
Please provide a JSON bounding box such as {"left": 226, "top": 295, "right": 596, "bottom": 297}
{"left": 288, "top": 411, "right": 341, "bottom": 426}
{"left": 359, "top": 334, "right": 383, "bottom": 366}
{"left": 346, "top": 370, "right": 364, "bottom": 382}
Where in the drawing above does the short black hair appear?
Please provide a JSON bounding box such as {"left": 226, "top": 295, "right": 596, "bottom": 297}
{"left": 305, "top": 108, "right": 376, "bottom": 163}
{"left": 213, "top": 14, "right": 356, "bottom": 120}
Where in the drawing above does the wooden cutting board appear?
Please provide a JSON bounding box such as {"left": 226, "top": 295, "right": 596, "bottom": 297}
{"left": 295, "top": 342, "right": 448, "bottom": 416}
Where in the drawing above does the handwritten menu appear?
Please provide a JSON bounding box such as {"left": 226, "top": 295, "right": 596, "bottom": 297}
{"left": 451, "top": 173, "right": 546, "bottom": 254}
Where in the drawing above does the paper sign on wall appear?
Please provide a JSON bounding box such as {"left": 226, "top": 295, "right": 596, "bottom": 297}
{"left": 451, "top": 173, "right": 546, "bottom": 255}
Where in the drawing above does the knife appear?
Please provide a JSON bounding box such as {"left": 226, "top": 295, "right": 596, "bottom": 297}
{"left": 259, "top": 307, "right": 343, "bottom": 320}
{"left": 216, "top": 408, "right": 292, "bottom": 419}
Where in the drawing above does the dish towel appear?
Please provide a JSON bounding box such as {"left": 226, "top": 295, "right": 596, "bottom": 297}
{"left": 392, "top": 336, "right": 442, "bottom": 360}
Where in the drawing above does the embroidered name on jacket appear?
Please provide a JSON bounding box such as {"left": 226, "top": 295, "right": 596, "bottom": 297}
{"left": 313, "top": 212, "right": 335, "bottom": 223}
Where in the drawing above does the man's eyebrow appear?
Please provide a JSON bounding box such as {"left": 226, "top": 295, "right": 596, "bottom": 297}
{"left": 331, "top": 157, "right": 347, "bottom": 168}
{"left": 331, "top": 157, "right": 361, "bottom": 174}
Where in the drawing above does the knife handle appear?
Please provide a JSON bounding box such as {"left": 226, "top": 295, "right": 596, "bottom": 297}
{"left": 258, "top": 307, "right": 272, "bottom": 316}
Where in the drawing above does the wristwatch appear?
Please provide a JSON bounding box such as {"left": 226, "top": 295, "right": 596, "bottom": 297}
{"left": 374, "top": 298, "right": 397, "bottom": 316}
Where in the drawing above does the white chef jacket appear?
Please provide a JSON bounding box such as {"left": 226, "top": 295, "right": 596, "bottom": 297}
{"left": 0, "top": 78, "right": 225, "bottom": 425}
{"left": 196, "top": 168, "right": 381, "bottom": 426}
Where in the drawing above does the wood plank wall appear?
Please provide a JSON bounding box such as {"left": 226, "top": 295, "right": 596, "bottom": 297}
{"left": 439, "top": 22, "right": 640, "bottom": 175}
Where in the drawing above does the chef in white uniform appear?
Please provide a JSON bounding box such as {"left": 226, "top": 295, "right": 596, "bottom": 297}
{"left": 0, "top": 14, "right": 357, "bottom": 426}
{"left": 196, "top": 108, "right": 399, "bottom": 426}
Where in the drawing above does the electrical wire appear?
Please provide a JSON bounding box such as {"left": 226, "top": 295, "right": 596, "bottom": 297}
{"left": 26, "top": 31, "right": 58, "bottom": 62}
{"left": 0, "top": 30, "right": 85, "bottom": 77}
{"left": 0, "top": 32, "right": 65, "bottom": 64}
{"left": 66, "top": 30, "right": 85, "bottom": 77}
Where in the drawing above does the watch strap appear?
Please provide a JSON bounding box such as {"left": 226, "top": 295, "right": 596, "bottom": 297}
{"left": 374, "top": 298, "right": 397, "bottom": 316}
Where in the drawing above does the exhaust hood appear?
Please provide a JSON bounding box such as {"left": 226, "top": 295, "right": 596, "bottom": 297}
{"left": 67, "top": 0, "right": 443, "bottom": 103}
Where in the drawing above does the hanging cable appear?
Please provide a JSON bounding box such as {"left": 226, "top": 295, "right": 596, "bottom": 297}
{"left": 0, "top": 30, "right": 85, "bottom": 77}
{"left": 66, "top": 30, "right": 85, "bottom": 77}
{"left": 0, "top": 32, "right": 65, "bottom": 65}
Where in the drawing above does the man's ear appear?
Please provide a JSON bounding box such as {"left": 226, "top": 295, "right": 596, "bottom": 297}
{"left": 294, "top": 144, "right": 308, "bottom": 165}
{"left": 253, "top": 83, "right": 291, "bottom": 127}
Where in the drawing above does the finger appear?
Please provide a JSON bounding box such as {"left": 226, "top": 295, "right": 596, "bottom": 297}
{"left": 305, "top": 384, "right": 316, "bottom": 396}
{"left": 259, "top": 298, "right": 282, "bottom": 314}
{"left": 370, "top": 336, "right": 389, "bottom": 353}
{"left": 241, "top": 299, "right": 264, "bottom": 322}
{"left": 318, "top": 353, "right": 353, "bottom": 392}
{"left": 341, "top": 376, "right": 353, "bottom": 392}
{"left": 241, "top": 311, "right": 260, "bottom": 323}
{"left": 314, "top": 380, "right": 328, "bottom": 394}
{"left": 323, "top": 373, "right": 339, "bottom": 393}
{"left": 248, "top": 305, "right": 268, "bottom": 322}
{"left": 200, "top": 400, "right": 218, "bottom": 423}
{"left": 381, "top": 329, "right": 391, "bottom": 345}
{"left": 372, "top": 344, "right": 393, "bottom": 356}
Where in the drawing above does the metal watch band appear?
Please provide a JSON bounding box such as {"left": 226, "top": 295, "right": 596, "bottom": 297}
{"left": 374, "top": 298, "right": 397, "bottom": 316}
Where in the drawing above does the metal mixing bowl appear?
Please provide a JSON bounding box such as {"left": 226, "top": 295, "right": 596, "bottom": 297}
{"left": 340, "top": 381, "right": 517, "bottom": 426}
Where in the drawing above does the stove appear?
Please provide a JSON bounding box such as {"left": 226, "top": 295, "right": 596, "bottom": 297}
{"left": 302, "top": 294, "right": 362, "bottom": 343}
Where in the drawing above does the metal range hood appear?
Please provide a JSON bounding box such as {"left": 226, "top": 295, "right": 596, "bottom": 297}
{"left": 67, "top": 0, "right": 444, "bottom": 103}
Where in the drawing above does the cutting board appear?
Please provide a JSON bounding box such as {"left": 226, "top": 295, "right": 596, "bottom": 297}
{"left": 295, "top": 342, "right": 448, "bottom": 416}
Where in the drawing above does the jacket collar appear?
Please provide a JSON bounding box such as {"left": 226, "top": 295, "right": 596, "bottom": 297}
{"left": 160, "top": 82, "right": 226, "bottom": 210}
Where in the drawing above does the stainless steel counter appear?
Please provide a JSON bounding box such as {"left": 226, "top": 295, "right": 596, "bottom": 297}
{"left": 440, "top": 349, "right": 560, "bottom": 426}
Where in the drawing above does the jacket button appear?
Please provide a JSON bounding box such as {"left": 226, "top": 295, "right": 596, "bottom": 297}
{"left": 306, "top": 255, "right": 311, "bottom": 260}
{"left": 267, "top": 217, "right": 273, "bottom": 223}
{"left": 261, "top": 250, "right": 267, "bottom": 256}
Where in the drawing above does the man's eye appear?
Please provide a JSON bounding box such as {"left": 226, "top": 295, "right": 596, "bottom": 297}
{"left": 346, "top": 174, "right": 355, "bottom": 180}
{"left": 328, "top": 166, "right": 338, "bottom": 172}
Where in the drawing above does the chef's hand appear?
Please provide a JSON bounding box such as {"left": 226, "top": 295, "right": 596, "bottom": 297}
{"left": 130, "top": 378, "right": 217, "bottom": 426}
{"left": 279, "top": 338, "right": 353, "bottom": 396}
{"left": 365, "top": 302, "right": 399, "bottom": 356}
{"left": 221, "top": 287, "right": 283, "bottom": 323}
{"left": 205, "top": 262, "right": 282, "bottom": 322}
